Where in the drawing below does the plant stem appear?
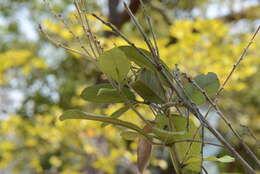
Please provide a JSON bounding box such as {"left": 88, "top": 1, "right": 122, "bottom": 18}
{"left": 168, "top": 146, "right": 182, "bottom": 174}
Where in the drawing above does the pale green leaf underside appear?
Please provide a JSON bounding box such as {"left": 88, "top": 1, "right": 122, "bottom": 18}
{"left": 80, "top": 83, "right": 135, "bottom": 104}
{"left": 98, "top": 47, "right": 131, "bottom": 82}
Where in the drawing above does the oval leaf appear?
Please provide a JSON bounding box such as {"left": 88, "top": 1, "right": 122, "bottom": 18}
{"left": 184, "top": 72, "right": 220, "bottom": 105}
{"left": 80, "top": 83, "right": 135, "bottom": 104}
{"left": 195, "top": 72, "right": 220, "bottom": 97}
{"left": 98, "top": 47, "right": 131, "bottom": 82}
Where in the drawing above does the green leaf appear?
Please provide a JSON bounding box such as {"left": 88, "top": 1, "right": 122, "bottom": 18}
{"left": 154, "top": 114, "right": 168, "bottom": 129}
{"left": 80, "top": 83, "right": 135, "bottom": 104}
{"left": 184, "top": 84, "right": 205, "bottom": 105}
{"left": 120, "top": 130, "right": 140, "bottom": 141}
{"left": 151, "top": 114, "right": 190, "bottom": 141}
{"left": 132, "top": 70, "right": 166, "bottom": 103}
{"left": 101, "top": 105, "right": 130, "bottom": 127}
{"left": 167, "top": 115, "right": 201, "bottom": 172}
{"left": 60, "top": 109, "right": 151, "bottom": 139}
{"left": 195, "top": 72, "right": 220, "bottom": 97}
{"left": 184, "top": 72, "right": 220, "bottom": 105}
{"left": 118, "top": 46, "right": 156, "bottom": 71}
{"left": 152, "top": 114, "right": 202, "bottom": 172}
{"left": 98, "top": 47, "right": 131, "bottom": 82}
{"left": 205, "top": 155, "right": 235, "bottom": 163}
{"left": 119, "top": 46, "right": 173, "bottom": 87}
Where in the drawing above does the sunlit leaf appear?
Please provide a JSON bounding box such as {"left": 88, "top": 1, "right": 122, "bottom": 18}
{"left": 205, "top": 155, "right": 235, "bottom": 163}
{"left": 98, "top": 47, "right": 131, "bottom": 82}
{"left": 80, "top": 83, "right": 135, "bottom": 103}
{"left": 156, "top": 115, "right": 202, "bottom": 172}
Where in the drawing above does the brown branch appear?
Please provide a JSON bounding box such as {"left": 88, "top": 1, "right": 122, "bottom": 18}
{"left": 105, "top": 0, "right": 141, "bottom": 37}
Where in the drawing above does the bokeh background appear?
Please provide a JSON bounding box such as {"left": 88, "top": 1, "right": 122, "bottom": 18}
{"left": 0, "top": 0, "right": 260, "bottom": 173}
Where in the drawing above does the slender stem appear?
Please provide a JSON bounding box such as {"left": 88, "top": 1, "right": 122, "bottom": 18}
{"left": 157, "top": 66, "right": 255, "bottom": 173}
{"left": 200, "top": 126, "right": 205, "bottom": 173}
{"left": 168, "top": 147, "right": 182, "bottom": 174}
{"left": 216, "top": 25, "right": 260, "bottom": 97}
{"left": 123, "top": 2, "right": 158, "bottom": 59}
{"left": 184, "top": 73, "right": 260, "bottom": 167}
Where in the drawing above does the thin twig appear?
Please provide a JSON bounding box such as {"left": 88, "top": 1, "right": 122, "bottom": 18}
{"left": 74, "top": 0, "right": 99, "bottom": 58}
{"left": 241, "top": 124, "right": 260, "bottom": 147}
{"left": 200, "top": 126, "right": 205, "bottom": 173}
{"left": 38, "top": 24, "right": 94, "bottom": 61}
{"left": 170, "top": 139, "right": 224, "bottom": 148}
{"left": 202, "top": 166, "right": 209, "bottom": 174}
{"left": 183, "top": 73, "right": 260, "bottom": 167}
{"left": 90, "top": 11, "right": 255, "bottom": 173}
{"left": 158, "top": 56, "right": 255, "bottom": 173}
{"left": 201, "top": 27, "right": 260, "bottom": 166}
{"left": 123, "top": 2, "right": 158, "bottom": 59}
{"left": 139, "top": 0, "right": 160, "bottom": 58}
{"left": 92, "top": 13, "right": 157, "bottom": 67}
{"left": 58, "top": 13, "right": 92, "bottom": 58}
{"left": 216, "top": 25, "right": 260, "bottom": 98}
